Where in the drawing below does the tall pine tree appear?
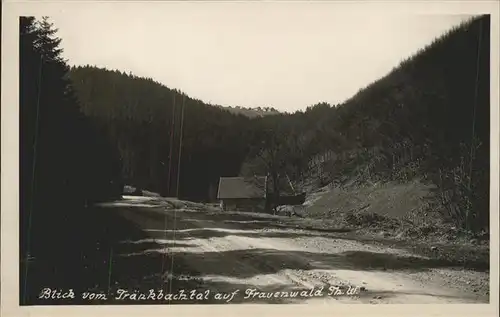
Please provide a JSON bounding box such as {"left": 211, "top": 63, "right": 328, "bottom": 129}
{"left": 20, "top": 16, "right": 123, "bottom": 304}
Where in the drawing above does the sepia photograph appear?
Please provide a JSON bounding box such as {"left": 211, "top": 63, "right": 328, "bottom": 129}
{"left": 2, "top": 0, "right": 498, "bottom": 313}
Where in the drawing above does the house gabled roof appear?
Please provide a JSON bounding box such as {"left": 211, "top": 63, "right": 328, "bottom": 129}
{"left": 217, "top": 176, "right": 267, "bottom": 199}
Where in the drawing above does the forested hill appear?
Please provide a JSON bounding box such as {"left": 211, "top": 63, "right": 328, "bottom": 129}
{"left": 300, "top": 15, "right": 490, "bottom": 232}
{"left": 67, "top": 65, "right": 336, "bottom": 201}
{"left": 68, "top": 15, "right": 489, "bottom": 231}
{"left": 301, "top": 15, "right": 490, "bottom": 232}
{"left": 68, "top": 66, "right": 260, "bottom": 200}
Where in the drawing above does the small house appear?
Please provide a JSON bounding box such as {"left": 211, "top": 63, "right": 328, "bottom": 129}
{"left": 217, "top": 174, "right": 307, "bottom": 213}
{"left": 217, "top": 176, "right": 267, "bottom": 212}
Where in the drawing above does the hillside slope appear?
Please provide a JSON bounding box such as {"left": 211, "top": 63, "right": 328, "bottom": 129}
{"left": 296, "top": 15, "right": 490, "bottom": 236}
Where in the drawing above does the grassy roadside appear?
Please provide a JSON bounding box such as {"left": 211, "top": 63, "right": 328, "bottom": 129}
{"left": 201, "top": 206, "right": 489, "bottom": 274}
{"left": 202, "top": 205, "right": 489, "bottom": 299}
{"left": 296, "top": 180, "right": 489, "bottom": 270}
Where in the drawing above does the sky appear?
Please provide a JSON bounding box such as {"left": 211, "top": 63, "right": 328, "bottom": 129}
{"left": 48, "top": 3, "right": 473, "bottom": 112}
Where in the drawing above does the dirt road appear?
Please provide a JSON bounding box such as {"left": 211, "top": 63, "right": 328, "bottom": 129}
{"left": 97, "top": 196, "right": 488, "bottom": 304}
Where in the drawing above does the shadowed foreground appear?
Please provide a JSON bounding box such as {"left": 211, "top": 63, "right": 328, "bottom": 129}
{"left": 20, "top": 196, "right": 489, "bottom": 305}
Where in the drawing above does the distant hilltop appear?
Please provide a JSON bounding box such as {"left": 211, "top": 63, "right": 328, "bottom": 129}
{"left": 216, "top": 105, "right": 281, "bottom": 118}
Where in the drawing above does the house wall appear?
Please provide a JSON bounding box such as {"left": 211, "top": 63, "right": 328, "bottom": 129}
{"left": 221, "top": 198, "right": 266, "bottom": 213}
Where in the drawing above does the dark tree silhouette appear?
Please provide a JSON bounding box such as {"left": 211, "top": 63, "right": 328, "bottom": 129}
{"left": 19, "top": 16, "right": 123, "bottom": 304}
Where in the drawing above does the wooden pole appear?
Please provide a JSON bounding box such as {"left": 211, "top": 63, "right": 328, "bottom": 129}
{"left": 23, "top": 53, "right": 44, "bottom": 305}
{"left": 176, "top": 94, "right": 186, "bottom": 198}
{"left": 167, "top": 93, "right": 176, "bottom": 197}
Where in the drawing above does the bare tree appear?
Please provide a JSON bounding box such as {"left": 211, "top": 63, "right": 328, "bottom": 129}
{"left": 245, "top": 126, "right": 305, "bottom": 214}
